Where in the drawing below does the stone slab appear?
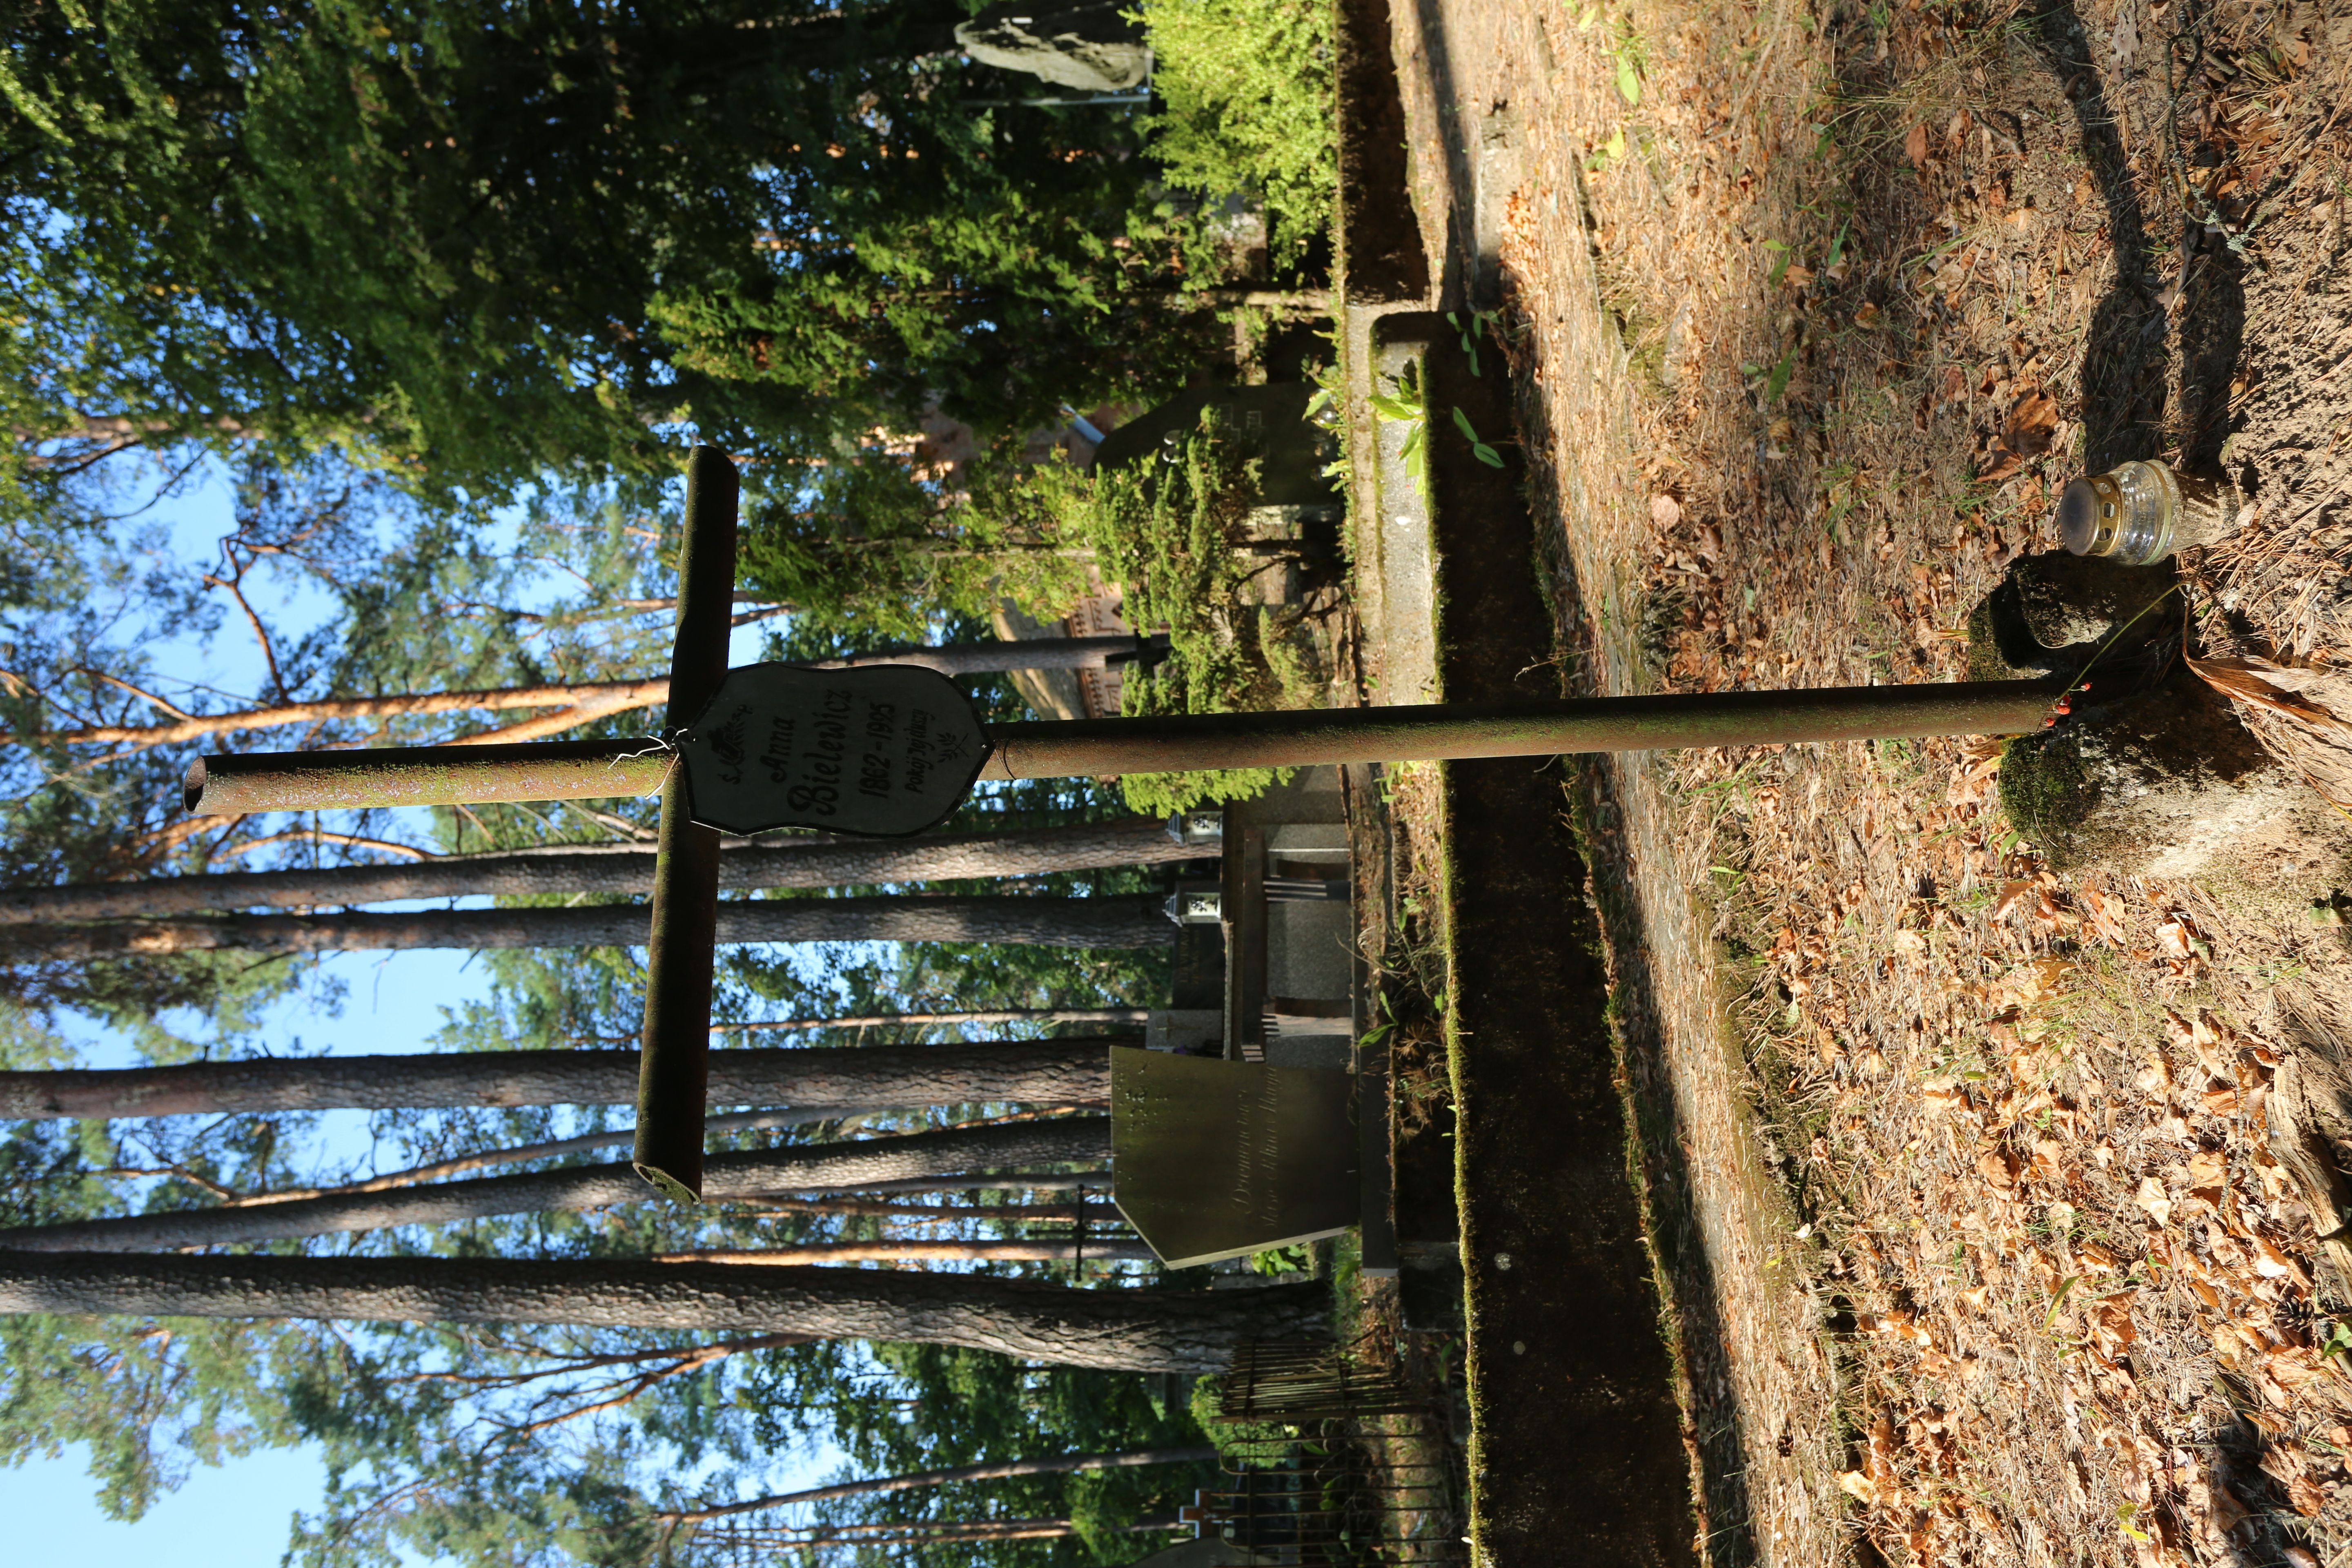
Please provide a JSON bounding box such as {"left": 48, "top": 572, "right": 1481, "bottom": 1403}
{"left": 1111, "top": 1051, "right": 1358, "bottom": 1269}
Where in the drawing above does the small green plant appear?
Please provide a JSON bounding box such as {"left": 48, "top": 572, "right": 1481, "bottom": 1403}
{"left": 1450, "top": 406, "right": 1505, "bottom": 468}
{"left": 1613, "top": 42, "right": 1643, "bottom": 104}
{"left": 1570, "top": 7, "right": 1647, "bottom": 102}
{"left": 1368, "top": 363, "right": 1428, "bottom": 481}
{"left": 1445, "top": 309, "right": 1498, "bottom": 376}
{"left": 1304, "top": 354, "right": 1349, "bottom": 485}
{"left": 1249, "top": 1243, "right": 1311, "bottom": 1275}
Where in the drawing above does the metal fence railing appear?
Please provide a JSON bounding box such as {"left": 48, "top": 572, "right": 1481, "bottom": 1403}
{"left": 1182, "top": 1342, "right": 1463, "bottom": 1566}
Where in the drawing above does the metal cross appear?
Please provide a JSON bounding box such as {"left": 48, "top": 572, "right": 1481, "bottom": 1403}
{"left": 179, "top": 446, "right": 2067, "bottom": 1200}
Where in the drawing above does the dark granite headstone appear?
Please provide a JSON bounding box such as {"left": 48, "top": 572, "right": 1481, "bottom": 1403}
{"left": 1092, "top": 385, "right": 1343, "bottom": 511}
{"left": 1111, "top": 1050, "right": 1357, "bottom": 1268}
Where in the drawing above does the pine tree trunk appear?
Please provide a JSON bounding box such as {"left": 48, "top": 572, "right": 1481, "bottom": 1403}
{"left": 0, "top": 1119, "right": 1111, "bottom": 1251}
{"left": 20, "top": 677, "right": 671, "bottom": 751}
{"left": 0, "top": 1254, "right": 1327, "bottom": 1372}
{"left": 0, "top": 894, "right": 1172, "bottom": 961}
{"left": 0, "top": 820, "right": 1192, "bottom": 923}
{"left": 653, "top": 1241, "right": 1156, "bottom": 1265}
{"left": 0, "top": 1039, "right": 1118, "bottom": 1120}
{"left": 23, "top": 637, "right": 1162, "bottom": 752}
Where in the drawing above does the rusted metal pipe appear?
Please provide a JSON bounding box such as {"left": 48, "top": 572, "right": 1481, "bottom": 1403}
{"left": 976, "top": 679, "right": 2064, "bottom": 780}
{"left": 185, "top": 680, "right": 2064, "bottom": 818}
{"left": 184, "top": 739, "right": 671, "bottom": 817}
{"left": 633, "top": 448, "right": 740, "bottom": 1204}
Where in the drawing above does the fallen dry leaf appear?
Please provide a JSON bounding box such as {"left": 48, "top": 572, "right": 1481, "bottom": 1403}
{"left": 2252, "top": 1236, "right": 2310, "bottom": 1289}
{"left": 2187, "top": 1010, "right": 2240, "bottom": 1082}
{"left": 1999, "top": 390, "right": 2061, "bottom": 458}
{"left": 1947, "top": 742, "right": 2004, "bottom": 804}
{"left": 1650, "top": 493, "right": 1682, "bottom": 529}
{"left": 2136, "top": 1176, "right": 2174, "bottom": 1225}
{"left": 2209, "top": 1475, "right": 2253, "bottom": 1532}
{"left": 2111, "top": 11, "right": 2141, "bottom": 63}
{"left": 1905, "top": 122, "right": 1929, "bottom": 166}
{"left": 1837, "top": 1468, "right": 1879, "bottom": 1504}
{"left": 1867, "top": 1412, "right": 1902, "bottom": 1503}
{"left": 1998, "top": 957, "right": 2070, "bottom": 1006}
{"left": 2252, "top": 1148, "right": 2295, "bottom": 1198}
{"left": 2090, "top": 1294, "right": 2138, "bottom": 1360}
{"left": 1977, "top": 450, "right": 2026, "bottom": 486}
{"left": 2080, "top": 887, "right": 2131, "bottom": 944}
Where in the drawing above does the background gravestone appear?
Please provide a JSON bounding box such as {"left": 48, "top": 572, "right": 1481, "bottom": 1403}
{"left": 1110, "top": 1050, "right": 1356, "bottom": 1269}
{"left": 1092, "top": 384, "right": 1344, "bottom": 513}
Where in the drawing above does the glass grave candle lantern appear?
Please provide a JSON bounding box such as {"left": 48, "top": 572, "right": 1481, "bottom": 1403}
{"left": 2056, "top": 458, "right": 2245, "bottom": 565}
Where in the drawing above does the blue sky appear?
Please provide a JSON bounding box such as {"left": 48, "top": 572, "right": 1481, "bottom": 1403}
{"left": 4, "top": 1441, "right": 341, "bottom": 1568}
{"left": 15, "top": 463, "right": 501, "bottom": 1561}
{"left": 14, "top": 461, "right": 850, "bottom": 1562}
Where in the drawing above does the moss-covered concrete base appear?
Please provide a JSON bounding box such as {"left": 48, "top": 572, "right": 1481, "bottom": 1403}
{"left": 2001, "top": 670, "right": 2352, "bottom": 897}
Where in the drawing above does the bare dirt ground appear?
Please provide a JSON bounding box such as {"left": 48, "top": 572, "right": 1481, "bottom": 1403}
{"left": 1373, "top": 0, "right": 2352, "bottom": 1565}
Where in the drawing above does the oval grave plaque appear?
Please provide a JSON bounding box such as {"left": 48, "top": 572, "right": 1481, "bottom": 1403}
{"left": 676, "top": 664, "right": 991, "bottom": 837}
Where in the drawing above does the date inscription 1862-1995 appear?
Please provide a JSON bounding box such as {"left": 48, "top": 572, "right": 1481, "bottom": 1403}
{"left": 675, "top": 663, "right": 991, "bottom": 837}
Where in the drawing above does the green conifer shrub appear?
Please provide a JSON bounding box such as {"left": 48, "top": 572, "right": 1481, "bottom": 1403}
{"left": 1138, "top": 0, "right": 1339, "bottom": 272}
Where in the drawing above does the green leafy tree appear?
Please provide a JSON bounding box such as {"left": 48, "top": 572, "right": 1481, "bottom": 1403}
{"left": 959, "top": 418, "right": 1322, "bottom": 813}
{"left": 2, "top": 0, "right": 1213, "bottom": 511}
{"left": 1141, "top": 0, "right": 1339, "bottom": 272}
